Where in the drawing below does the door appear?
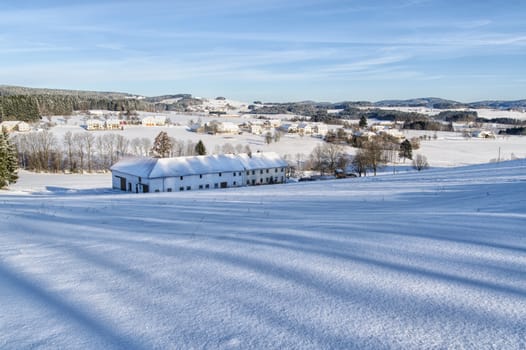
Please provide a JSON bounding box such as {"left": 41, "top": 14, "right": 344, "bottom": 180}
{"left": 119, "top": 177, "right": 126, "bottom": 191}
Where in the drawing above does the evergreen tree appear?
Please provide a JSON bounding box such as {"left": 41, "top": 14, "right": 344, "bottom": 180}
{"left": 359, "top": 115, "right": 368, "bottom": 128}
{"left": 151, "top": 131, "right": 172, "bottom": 158}
{"left": 195, "top": 140, "right": 206, "bottom": 155}
{"left": 0, "top": 129, "right": 18, "bottom": 188}
{"left": 399, "top": 139, "right": 413, "bottom": 162}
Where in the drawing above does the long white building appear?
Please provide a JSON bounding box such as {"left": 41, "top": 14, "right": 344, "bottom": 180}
{"left": 110, "top": 152, "right": 288, "bottom": 193}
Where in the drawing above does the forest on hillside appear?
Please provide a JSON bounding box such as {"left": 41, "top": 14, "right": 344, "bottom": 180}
{"left": 0, "top": 86, "right": 204, "bottom": 122}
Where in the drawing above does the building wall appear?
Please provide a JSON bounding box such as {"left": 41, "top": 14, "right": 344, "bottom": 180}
{"left": 245, "top": 167, "right": 286, "bottom": 185}
{"left": 112, "top": 170, "right": 247, "bottom": 193}
{"left": 161, "top": 171, "right": 244, "bottom": 192}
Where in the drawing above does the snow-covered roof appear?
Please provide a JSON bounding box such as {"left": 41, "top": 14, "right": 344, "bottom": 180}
{"left": 237, "top": 152, "right": 288, "bottom": 170}
{"left": 111, "top": 153, "right": 286, "bottom": 179}
{"left": 110, "top": 157, "right": 158, "bottom": 178}
{"left": 151, "top": 154, "right": 244, "bottom": 177}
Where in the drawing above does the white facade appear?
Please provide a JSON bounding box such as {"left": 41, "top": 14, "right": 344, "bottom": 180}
{"left": 106, "top": 119, "right": 122, "bottom": 130}
{"left": 111, "top": 152, "right": 288, "bottom": 193}
{"left": 86, "top": 119, "right": 105, "bottom": 130}
{"left": 313, "top": 123, "right": 328, "bottom": 136}
{"left": 216, "top": 122, "right": 240, "bottom": 134}
{"left": 297, "top": 122, "right": 313, "bottom": 135}
{"left": 280, "top": 123, "right": 298, "bottom": 133}
{"left": 249, "top": 123, "right": 263, "bottom": 135}
{"left": 142, "top": 116, "right": 166, "bottom": 127}
{"left": 0, "top": 121, "right": 30, "bottom": 132}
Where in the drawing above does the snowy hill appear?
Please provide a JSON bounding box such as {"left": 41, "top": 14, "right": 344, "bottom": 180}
{"left": 1, "top": 160, "right": 525, "bottom": 349}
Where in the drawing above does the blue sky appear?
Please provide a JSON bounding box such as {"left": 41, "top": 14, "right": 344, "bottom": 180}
{"left": 1, "top": 0, "right": 525, "bottom": 102}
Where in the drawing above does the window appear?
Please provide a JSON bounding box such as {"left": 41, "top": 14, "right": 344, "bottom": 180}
{"left": 186, "top": 186, "right": 191, "bottom": 191}
{"left": 247, "top": 180, "right": 250, "bottom": 185}
{"left": 233, "top": 181, "right": 237, "bottom": 186}
{"left": 233, "top": 172, "right": 236, "bottom": 177}
{"left": 199, "top": 185, "right": 203, "bottom": 189}
{"left": 266, "top": 169, "right": 269, "bottom": 173}
{"left": 219, "top": 172, "right": 222, "bottom": 177}
{"left": 275, "top": 168, "right": 278, "bottom": 173}
{"left": 200, "top": 174, "right": 202, "bottom": 179}
{"left": 246, "top": 171, "right": 250, "bottom": 175}
{"left": 214, "top": 183, "right": 219, "bottom": 189}
{"left": 180, "top": 176, "right": 183, "bottom": 180}
{"left": 205, "top": 184, "right": 210, "bottom": 189}
{"left": 179, "top": 187, "right": 184, "bottom": 191}
{"left": 281, "top": 168, "right": 284, "bottom": 172}
{"left": 260, "top": 170, "right": 263, "bottom": 174}
{"left": 138, "top": 177, "right": 142, "bottom": 183}
{"left": 167, "top": 188, "right": 172, "bottom": 192}
{"left": 252, "top": 170, "right": 255, "bottom": 175}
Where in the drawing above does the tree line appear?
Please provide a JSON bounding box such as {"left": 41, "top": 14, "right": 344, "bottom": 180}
{"left": 9, "top": 131, "right": 253, "bottom": 173}
{"left": 0, "top": 95, "right": 158, "bottom": 122}
{"left": 303, "top": 134, "right": 427, "bottom": 177}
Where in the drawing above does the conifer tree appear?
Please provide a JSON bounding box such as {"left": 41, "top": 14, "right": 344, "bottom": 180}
{"left": 399, "top": 139, "right": 413, "bottom": 162}
{"left": 195, "top": 140, "right": 206, "bottom": 156}
{"left": 0, "top": 129, "right": 18, "bottom": 188}
{"left": 151, "top": 131, "right": 172, "bottom": 158}
{"left": 359, "top": 115, "right": 368, "bottom": 129}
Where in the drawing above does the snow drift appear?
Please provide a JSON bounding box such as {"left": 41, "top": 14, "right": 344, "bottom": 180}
{"left": 1, "top": 160, "right": 525, "bottom": 349}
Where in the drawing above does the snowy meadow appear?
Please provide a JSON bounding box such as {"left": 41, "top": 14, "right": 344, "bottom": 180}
{"left": 1, "top": 159, "right": 525, "bottom": 349}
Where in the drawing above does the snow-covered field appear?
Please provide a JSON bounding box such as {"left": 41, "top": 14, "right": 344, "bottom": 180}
{"left": 1, "top": 159, "right": 525, "bottom": 349}
{"left": 43, "top": 111, "right": 526, "bottom": 168}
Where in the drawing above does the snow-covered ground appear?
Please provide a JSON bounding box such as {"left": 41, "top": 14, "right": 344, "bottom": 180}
{"left": 371, "top": 106, "right": 526, "bottom": 121}
{"left": 1, "top": 159, "right": 525, "bottom": 349}
{"left": 40, "top": 111, "right": 526, "bottom": 168}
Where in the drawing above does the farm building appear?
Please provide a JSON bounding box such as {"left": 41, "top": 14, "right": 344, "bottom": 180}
{"left": 0, "top": 121, "right": 30, "bottom": 132}
{"left": 111, "top": 152, "right": 288, "bottom": 193}
{"left": 105, "top": 119, "right": 122, "bottom": 130}
{"left": 237, "top": 153, "right": 287, "bottom": 185}
{"left": 313, "top": 123, "right": 328, "bottom": 136}
{"left": 86, "top": 119, "right": 105, "bottom": 130}
{"left": 141, "top": 116, "right": 166, "bottom": 127}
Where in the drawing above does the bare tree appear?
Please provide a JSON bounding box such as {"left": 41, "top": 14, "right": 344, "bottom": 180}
{"left": 413, "top": 154, "right": 429, "bottom": 171}
{"left": 265, "top": 132, "right": 273, "bottom": 144}
{"left": 22, "top": 131, "right": 58, "bottom": 172}
{"left": 63, "top": 131, "right": 76, "bottom": 172}
{"left": 73, "top": 133, "right": 86, "bottom": 172}
{"left": 82, "top": 133, "right": 96, "bottom": 172}
{"left": 243, "top": 145, "right": 252, "bottom": 155}
{"left": 309, "top": 143, "right": 345, "bottom": 175}
{"left": 352, "top": 150, "right": 369, "bottom": 177}
{"left": 221, "top": 143, "right": 235, "bottom": 154}
{"left": 362, "top": 139, "right": 387, "bottom": 176}
{"left": 185, "top": 140, "right": 196, "bottom": 156}
{"left": 115, "top": 134, "right": 130, "bottom": 159}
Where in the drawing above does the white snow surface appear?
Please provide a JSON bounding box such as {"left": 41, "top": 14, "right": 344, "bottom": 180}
{"left": 1, "top": 160, "right": 526, "bottom": 349}
{"left": 111, "top": 152, "right": 287, "bottom": 179}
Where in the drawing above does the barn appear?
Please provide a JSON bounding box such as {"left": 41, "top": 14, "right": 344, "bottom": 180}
{"left": 111, "top": 152, "right": 288, "bottom": 193}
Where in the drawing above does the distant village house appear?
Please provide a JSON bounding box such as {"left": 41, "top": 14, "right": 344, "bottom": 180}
{"left": 0, "top": 121, "right": 30, "bottom": 133}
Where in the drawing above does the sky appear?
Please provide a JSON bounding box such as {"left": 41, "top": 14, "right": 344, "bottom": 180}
{"left": 1, "top": 0, "right": 525, "bottom": 102}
